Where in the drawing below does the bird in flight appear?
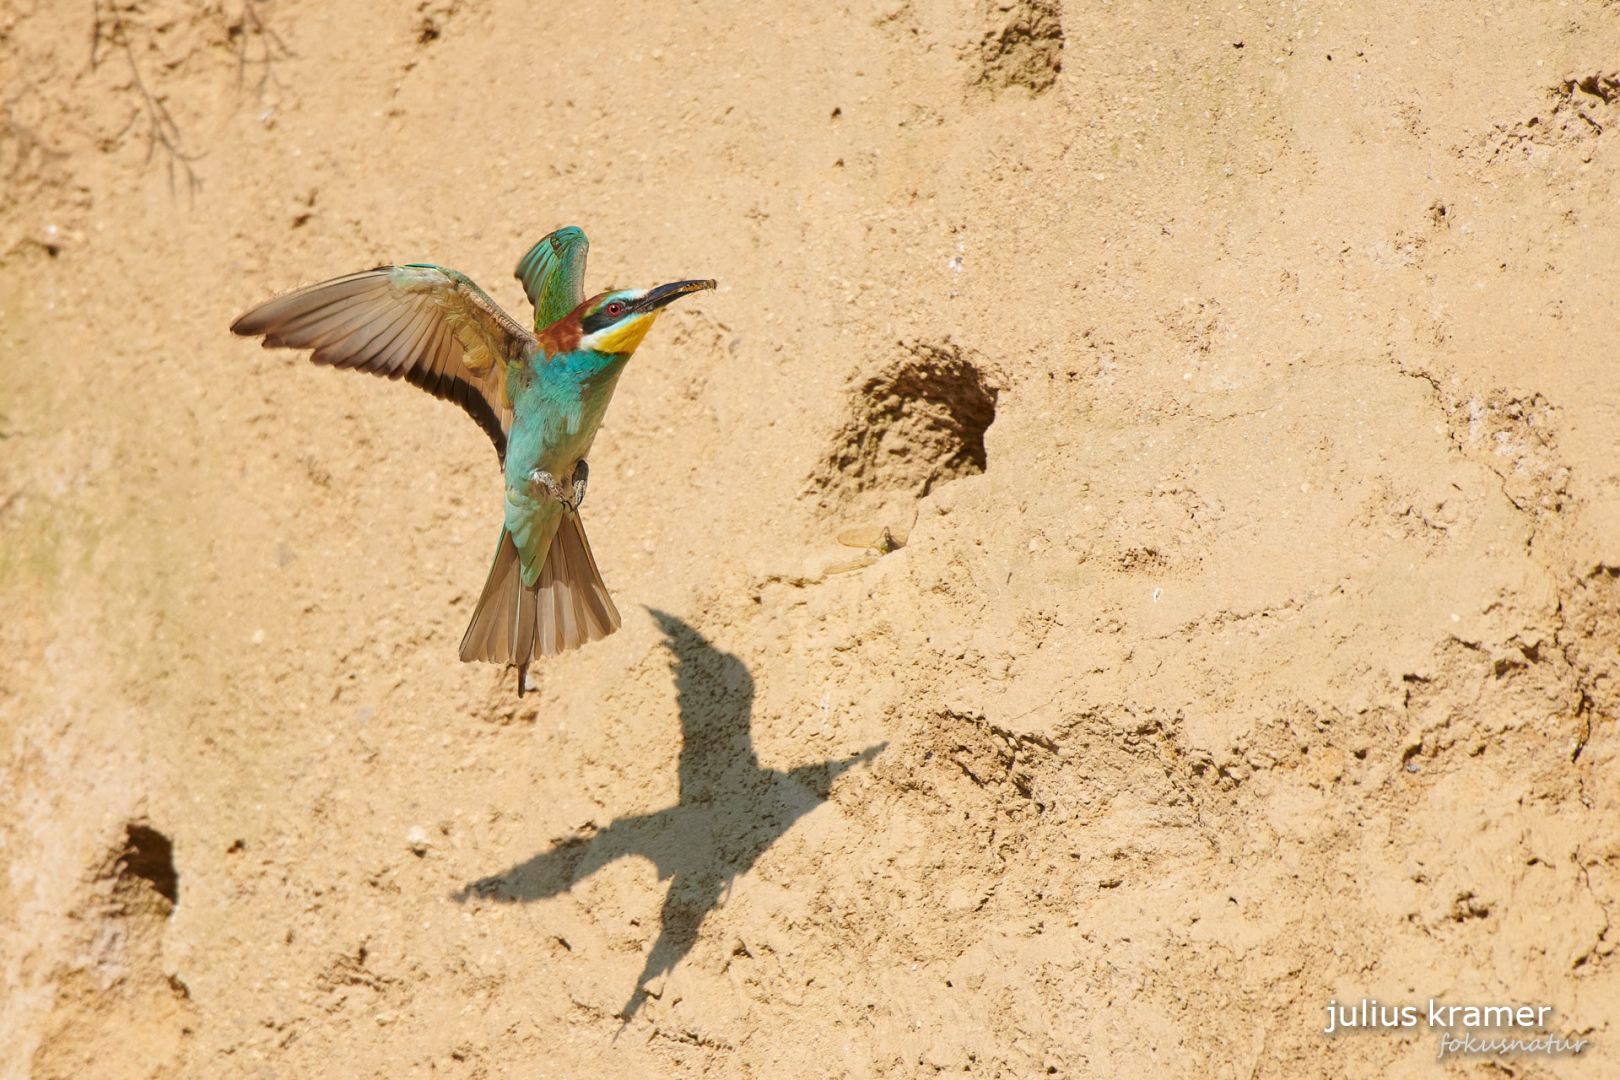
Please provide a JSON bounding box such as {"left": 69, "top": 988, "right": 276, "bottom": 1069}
{"left": 231, "top": 227, "right": 715, "bottom": 695}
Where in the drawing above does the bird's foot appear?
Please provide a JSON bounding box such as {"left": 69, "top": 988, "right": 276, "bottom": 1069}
{"left": 570, "top": 460, "right": 588, "bottom": 512}
{"left": 527, "top": 460, "right": 588, "bottom": 514}
{"left": 528, "top": 468, "right": 567, "bottom": 504}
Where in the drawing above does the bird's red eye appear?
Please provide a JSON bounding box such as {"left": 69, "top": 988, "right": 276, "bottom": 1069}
{"left": 606, "top": 301, "right": 624, "bottom": 316}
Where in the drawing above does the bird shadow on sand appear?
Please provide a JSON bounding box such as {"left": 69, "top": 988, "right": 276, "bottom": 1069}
{"left": 451, "top": 608, "right": 885, "bottom": 1022}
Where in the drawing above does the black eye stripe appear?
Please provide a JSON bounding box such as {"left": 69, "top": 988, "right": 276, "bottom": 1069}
{"left": 581, "top": 299, "right": 630, "bottom": 334}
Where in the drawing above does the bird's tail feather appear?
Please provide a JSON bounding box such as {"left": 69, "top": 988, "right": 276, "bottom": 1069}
{"left": 459, "top": 528, "right": 535, "bottom": 688}
{"left": 459, "top": 516, "right": 621, "bottom": 695}
{"left": 536, "top": 512, "right": 621, "bottom": 658}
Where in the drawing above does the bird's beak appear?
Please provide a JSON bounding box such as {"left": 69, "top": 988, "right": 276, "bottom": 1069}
{"left": 633, "top": 279, "right": 716, "bottom": 314}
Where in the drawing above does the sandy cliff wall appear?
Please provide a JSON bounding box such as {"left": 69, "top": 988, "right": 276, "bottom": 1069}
{"left": 2, "top": 0, "right": 1618, "bottom": 1075}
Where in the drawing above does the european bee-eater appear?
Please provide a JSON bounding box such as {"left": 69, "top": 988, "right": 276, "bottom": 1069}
{"left": 230, "top": 227, "right": 715, "bottom": 695}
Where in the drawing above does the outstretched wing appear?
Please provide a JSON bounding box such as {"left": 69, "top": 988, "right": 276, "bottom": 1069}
{"left": 514, "top": 226, "right": 589, "bottom": 331}
{"left": 231, "top": 264, "right": 534, "bottom": 462}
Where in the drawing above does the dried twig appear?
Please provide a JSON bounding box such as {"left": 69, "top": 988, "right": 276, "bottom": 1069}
{"left": 90, "top": 0, "right": 203, "bottom": 198}
{"left": 231, "top": 0, "right": 293, "bottom": 99}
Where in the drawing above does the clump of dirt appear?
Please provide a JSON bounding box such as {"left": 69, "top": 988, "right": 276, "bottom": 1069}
{"left": 810, "top": 340, "right": 1000, "bottom": 509}
{"left": 30, "top": 823, "right": 194, "bottom": 1080}
{"left": 974, "top": 0, "right": 1064, "bottom": 96}
{"left": 1482, "top": 70, "right": 1620, "bottom": 162}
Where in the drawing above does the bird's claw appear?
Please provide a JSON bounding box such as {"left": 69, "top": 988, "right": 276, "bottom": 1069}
{"left": 570, "top": 460, "right": 588, "bottom": 512}
{"left": 528, "top": 460, "right": 588, "bottom": 514}
{"left": 528, "top": 468, "right": 568, "bottom": 505}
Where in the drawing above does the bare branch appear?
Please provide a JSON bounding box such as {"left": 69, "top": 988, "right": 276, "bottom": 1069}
{"left": 231, "top": 0, "right": 294, "bottom": 100}
{"left": 90, "top": 0, "right": 203, "bottom": 199}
